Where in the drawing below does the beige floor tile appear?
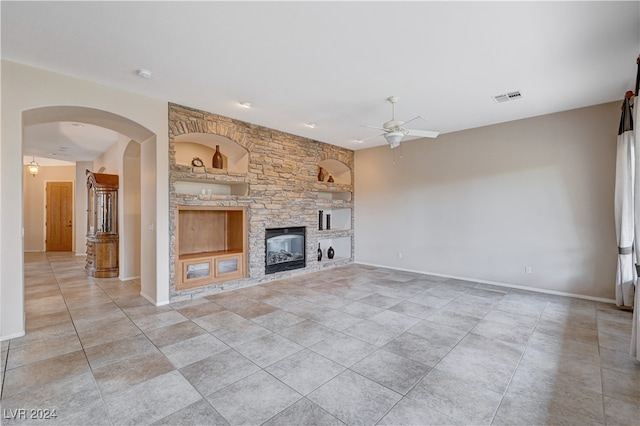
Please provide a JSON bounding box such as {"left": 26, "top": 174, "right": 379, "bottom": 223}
{"left": 262, "top": 398, "right": 343, "bottom": 426}
{"left": 144, "top": 319, "right": 207, "bottom": 347}
{"left": 207, "top": 370, "right": 302, "bottom": 425}
{"left": 602, "top": 366, "right": 640, "bottom": 405}
{"left": 6, "top": 333, "right": 82, "bottom": 369}
{"left": 103, "top": 370, "right": 201, "bottom": 426}
{"left": 160, "top": 333, "right": 230, "bottom": 368}
{"left": 76, "top": 316, "right": 142, "bottom": 348}
{"left": 84, "top": 333, "right": 159, "bottom": 369}
{"left": 351, "top": 349, "right": 430, "bottom": 395}
{"left": 93, "top": 351, "right": 176, "bottom": 396}
{"left": 129, "top": 310, "right": 188, "bottom": 332}
{"left": 307, "top": 370, "right": 401, "bottom": 425}
{"left": 0, "top": 371, "right": 110, "bottom": 425}
{"left": 379, "top": 396, "right": 462, "bottom": 425}
{"left": 25, "top": 309, "right": 72, "bottom": 332}
{"left": 152, "top": 398, "right": 229, "bottom": 426}
{"left": 175, "top": 300, "right": 226, "bottom": 319}
{"left": 4, "top": 253, "right": 638, "bottom": 426}
{"left": 9, "top": 320, "right": 77, "bottom": 349}
{"left": 407, "top": 368, "right": 503, "bottom": 425}
{"left": 2, "top": 350, "right": 90, "bottom": 398}
{"left": 604, "top": 395, "right": 640, "bottom": 426}
{"left": 179, "top": 349, "right": 261, "bottom": 396}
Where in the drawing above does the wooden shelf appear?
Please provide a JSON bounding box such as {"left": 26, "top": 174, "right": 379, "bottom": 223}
{"left": 179, "top": 249, "right": 243, "bottom": 261}
{"left": 175, "top": 206, "right": 247, "bottom": 290}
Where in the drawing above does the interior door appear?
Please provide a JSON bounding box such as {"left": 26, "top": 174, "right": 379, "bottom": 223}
{"left": 46, "top": 181, "right": 73, "bottom": 251}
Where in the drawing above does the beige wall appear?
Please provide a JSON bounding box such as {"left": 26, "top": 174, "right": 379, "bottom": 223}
{"left": 122, "top": 141, "right": 141, "bottom": 280}
{"left": 1, "top": 60, "right": 169, "bottom": 340}
{"left": 23, "top": 165, "right": 76, "bottom": 252}
{"left": 74, "top": 161, "right": 93, "bottom": 256}
{"left": 355, "top": 102, "right": 619, "bottom": 301}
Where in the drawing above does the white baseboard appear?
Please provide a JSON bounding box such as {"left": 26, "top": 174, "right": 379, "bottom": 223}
{"left": 140, "top": 291, "right": 170, "bottom": 307}
{"left": 120, "top": 275, "right": 141, "bottom": 281}
{"left": 1, "top": 331, "right": 26, "bottom": 341}
{"left": 355, "top": 261, "right": 617, "bottom": 304}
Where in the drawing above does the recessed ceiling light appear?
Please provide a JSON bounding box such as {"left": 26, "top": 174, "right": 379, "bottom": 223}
{"left": 306, "top": 122, "right": 317, "bottom": 129}
{"left": 136, "top": 69, "right": 152, "bottom": 79}
{"left": 355, "top": 139, "right": 364, "bottom": 144}
{"left": 239, "top": 101, "right": 253, "bottom": 108}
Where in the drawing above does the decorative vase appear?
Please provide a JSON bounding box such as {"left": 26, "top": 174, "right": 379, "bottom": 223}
{"left": 317, "top": 243, "right": 322, "bottom": 261}
{"left": 318, "top": 210, "right": 324, "bottom": 230}
{"left": 326, "top": 214, "right": 331, "bottom": 230}
{"left": 212, "top": 145, "right": 223, "bottom": 169}
{"left": 318, "top": 167, "right": 325, "bottom": 182}
{"left": 327, "top": 246, "right": 335, "bottom": 259}
{"left": 327, "top": 175, "right": 334, "bottom": 183}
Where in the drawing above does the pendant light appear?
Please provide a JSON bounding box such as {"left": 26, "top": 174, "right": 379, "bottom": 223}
{"left": 28, "top": 156, "right": 39, "bottom": 177}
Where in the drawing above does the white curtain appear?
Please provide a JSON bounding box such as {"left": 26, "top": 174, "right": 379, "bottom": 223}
{"left": 615, "top": 92, "right": 639, "bottom": 361}
{"left": 633, "top": 91, "right": 640, "bottom": 360}
{"left": 615, "top": 95, "right": 636, "bottom": 308}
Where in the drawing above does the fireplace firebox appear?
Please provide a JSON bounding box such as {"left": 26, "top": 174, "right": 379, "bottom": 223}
{"left": 265, "top": 226, "right": 306, "bottom": 274}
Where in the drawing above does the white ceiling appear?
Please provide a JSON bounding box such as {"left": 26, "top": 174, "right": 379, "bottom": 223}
{"left": 3, "top": 1, "right": 639, "bottom": 162}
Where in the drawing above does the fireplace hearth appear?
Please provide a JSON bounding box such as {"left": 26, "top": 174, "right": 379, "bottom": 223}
{"left": 265, "top": 226, "right": 306, "bottom": 274}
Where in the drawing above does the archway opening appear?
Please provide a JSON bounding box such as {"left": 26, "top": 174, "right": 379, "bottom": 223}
{"left": 21, "top": 106, "right": 156, "bottom": 302}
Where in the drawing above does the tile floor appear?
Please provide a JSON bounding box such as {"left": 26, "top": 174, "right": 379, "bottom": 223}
{"left": 1, "top": 252, "right": 639, "bottom": 425}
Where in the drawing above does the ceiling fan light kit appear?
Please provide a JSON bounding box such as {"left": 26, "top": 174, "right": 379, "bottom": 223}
{"left": 384, "top": 131, "right": 404, "bottom": 148}
{"left": 363, "top": 96, "right": 440, "bottom": 149}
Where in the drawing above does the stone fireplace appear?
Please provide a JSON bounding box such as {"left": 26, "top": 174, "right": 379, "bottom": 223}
{"left": 168, "top": 103, "right": 355, "bottom": 302}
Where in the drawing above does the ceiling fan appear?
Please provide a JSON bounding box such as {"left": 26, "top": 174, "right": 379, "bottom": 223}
{"left": 363, "top": 96, "right": 439, "bottom": 148}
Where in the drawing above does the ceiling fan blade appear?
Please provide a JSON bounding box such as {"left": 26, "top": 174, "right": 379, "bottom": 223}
{"left": 405, "top": 129, "right": 440, "bottom": 138}
{"left": 401, "top": 116, "right": 426, "bottom": 127}
{"left": 358, "top": 132, "right": 385, "bottom": 143}
{"left": 364, "top": 125, "right": 388, "bottom": 131}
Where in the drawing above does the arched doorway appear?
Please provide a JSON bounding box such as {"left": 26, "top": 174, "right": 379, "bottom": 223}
{"left": 22, "top": 106, "right": 156, "bottom": 304}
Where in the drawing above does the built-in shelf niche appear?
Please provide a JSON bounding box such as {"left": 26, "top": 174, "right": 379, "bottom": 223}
{"left": 176, "top": 206, "right": 247, "bottom": 290}
{"left": 318, "top": 236, "right": 351, "bottom": 262}
{"left": 175, "top": 179, "right": 249, "bottom": 196}
{"left": 317, "top": 189, "right": 352, "bottom": 201}
{"left": 175, "top": 133, "right": 249, "bottom": 174}
{"left": 318, "top": 159, "right": 351, "bottom": 185}
{"left": 319, "top": 208, "right": 351, "bottom": 231}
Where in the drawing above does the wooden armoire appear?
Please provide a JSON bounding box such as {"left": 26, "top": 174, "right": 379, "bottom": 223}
{"left": 85, "top": 170, "right": 119, "bottom": 278}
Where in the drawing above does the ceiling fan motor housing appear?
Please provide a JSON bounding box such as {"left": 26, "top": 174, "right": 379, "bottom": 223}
{"left": 383, "top": 119, "right": 405, "bottom": 130}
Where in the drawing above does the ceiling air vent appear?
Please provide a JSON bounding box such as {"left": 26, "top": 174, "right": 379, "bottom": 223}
{"left": 493, "top": 91, "right": 522, "bottom": 103}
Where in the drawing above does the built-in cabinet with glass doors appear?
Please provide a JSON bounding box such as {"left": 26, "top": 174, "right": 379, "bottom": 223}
{"left": 85, "top": 170, "right": 119, "bottom": 278}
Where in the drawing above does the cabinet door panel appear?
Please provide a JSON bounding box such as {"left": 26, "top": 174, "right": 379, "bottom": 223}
{"left": 182, "top": 259, "right": 213, "bottom": 283}
{"left": 215, "top": 254, "right": 243, "bottom": 280}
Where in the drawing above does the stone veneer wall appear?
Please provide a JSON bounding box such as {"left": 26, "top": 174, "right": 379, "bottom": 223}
{"left": 169, "top": 103, "right": 355, "bottom": 301}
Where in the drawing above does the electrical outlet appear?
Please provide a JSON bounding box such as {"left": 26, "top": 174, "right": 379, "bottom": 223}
{"left": 397, "top": 252, "right": 403, "bottom": 259}
{"left": 525, "top": 266, "right": 532, "bottom": 274}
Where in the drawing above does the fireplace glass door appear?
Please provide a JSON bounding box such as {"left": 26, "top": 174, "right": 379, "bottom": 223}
{"left": 265, "top": 227, "right": 306, "bottom": 274}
